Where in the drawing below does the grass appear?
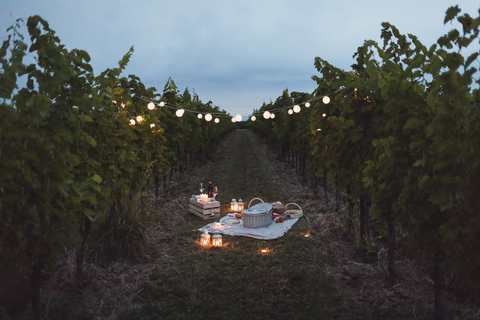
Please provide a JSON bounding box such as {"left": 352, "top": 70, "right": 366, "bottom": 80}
{"left": 4, "top": 130, "right": 480, "bottom": 319}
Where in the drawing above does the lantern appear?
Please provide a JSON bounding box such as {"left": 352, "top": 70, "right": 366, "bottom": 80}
{"left": 237, "top": 199, "right": 244, "bottom": 212}
{"left": 251, "top": 115, "right": 256, "bottom": 121}
{"left": 200, "top": 231, "right": 210, "bottom": 247}
{"left": 270, "top": 113, "right": 275, "bottom": 119}
{"left": 322, "top": 96, "right": 330, "bottom": 104}
{"left": 293, "top": 105, "right": 301, "bottom": 113}
{"left": 212, "top": 233, "right": 222, "bottom": 247}
{"left": 214, "top": 118, "right": 220, "bottom": 123}
{"left": 288, "top": 109, "right": 293, "bottom": 115}
{"left": 205, "top": 113, "right": 212, "bottom": 121}
{"left": 147, "top": 102, "right": 155, "bottom": 110}
{"left": 230, "top": 199, "right": 237, "bottom": 212}
{"left": 197, "top": 113, "right": 203, "bottom": 119}
{"left": 305, "top": 102, "right": 310, "bottom": 108}
{"left": 235, "top": 114, "right": 242, "bottom": 122}
{"left": 263, "top": 111, "right": 271, "bottom": 119}
{"left": 159, "top": 101, "right": 165, "bottom": 107}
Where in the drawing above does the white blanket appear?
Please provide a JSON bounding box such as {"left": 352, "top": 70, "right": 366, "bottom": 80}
{"left": 198, "top": 213, "right": 299, "bottom": 240}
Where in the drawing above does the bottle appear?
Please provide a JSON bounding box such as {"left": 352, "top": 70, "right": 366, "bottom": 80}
{"left": 208, "top": 180, "right": 213, "bottom": 198}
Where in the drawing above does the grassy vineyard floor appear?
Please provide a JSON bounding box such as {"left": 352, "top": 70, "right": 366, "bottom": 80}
{"left": 6, "top": 130, "right": 480, "bottom": 320}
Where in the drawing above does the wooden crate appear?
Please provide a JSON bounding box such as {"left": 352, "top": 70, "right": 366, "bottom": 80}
{"left": 189, "top": 198, "right": 221, "bottom": 220}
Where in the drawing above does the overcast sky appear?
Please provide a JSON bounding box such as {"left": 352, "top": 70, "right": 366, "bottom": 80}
{"left": 1, "top": 1, "right": 478, "bottom": 118}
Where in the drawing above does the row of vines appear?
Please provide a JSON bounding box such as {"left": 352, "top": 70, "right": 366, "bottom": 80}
{"left": 249, "top": 6, "right": 480, "bottom": 319}
{"left": 0, "top": 16, "right": 235, "bottom": 319}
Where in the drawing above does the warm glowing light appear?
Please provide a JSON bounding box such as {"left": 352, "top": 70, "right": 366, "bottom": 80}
{"left": 293, "top": 105, "right": 301, "bottom": 113}
{"left": 304, "top": 232, "right": 311, "bottom": 238}
{"left": 112, "top": 100, "right": 117, "bottom": 104}
{"left": 200, "top": 231, "right": 210, "bottom": 247}
{"left": 322, "top": 113, "right": 327, "bottom": 117}
{"left": 270, "top": 113, "right": 275, "bottom": 119}
{"left": 231, "top": 117, "right": 236, "bottom": 122}
{"left": 147, "top": 102, "right": 155, "bottom": 110}
{"left": 263, "top": 111, "right": 271, "bottom": 119}
{"left": 129, "top": 119, "right": 135, "bottom": 125}
{"left": 176, "top": 109, "right": 184, "bottom": 117}
{"left": 288, "top": 109, "right": 293, "bottom": 115}
{"left": 305, "top": 102, "right": 310, "bottom": 108}
{"left": 251, "top": 115, "right": 256, "bottom": 121}
{"left": 136, "top": 115, "right": 143, "bottom": 122}
{"left": 260, "top": 248, "right": 271, "bottom": 254}
{"left": 212, "top": 233, "right": 222, "bottom": 247}
{"left": 205, "top": 113, "right": 212, "bottom": 121}
{"left": 214, "top": 118, "right": 220, "bottom": 123}
{"left": 121, "top": 103, "right": 125, "bottom": 108}
{"left": 317, "top": 128, "right": 322, "bottom": 131}
{"left": 197, "top": 113, "right": 203, "bottom": 119}
{"left": 150, "top": 123, "right": 155, "bottom": 128}
{"left": 322, "top": 96, "right": 330, "bottom": 104}
{"left": 159, "top": 101, "right": 165, "bottom": 107}
{"left": 235, "top": 114, "right": 242, "bottom": 122}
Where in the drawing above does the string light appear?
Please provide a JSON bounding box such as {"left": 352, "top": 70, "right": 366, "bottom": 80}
{"left": 205, "top": 113, "right": 213, "bottom": 121}
{"left": 214, "top": 118, "right": 220, "bottom": 123}
{"left": 322, "top": 113, "right": 327, "bottom": 117}
{"left": 305, "top": 102, "right": 310, "bottom": 108}
{"left": 159, "top": 101, "right": 165, "bottom": 107}
{"left": 235, "top": 114, "right": 242, "bottom": 122}
{"left": 136, "top": 115, "right": 143, "bottom": 122}
{"left": 288, "top": 109, "right": 293, "bottom": 115}
{"left": 176, "top": 109, "right": 184, "bottom": 117}
{"left": 147, "top": 102, "right": 155, "bottom": 110}
{"left": 129, "top": 119, "right": 135, "bottom": 125}
{"left": 251, "top": 116, "right": 256, "bottom": 121}
{"left": 263, "top": 111, "right": 271, "bottom": 119}
{"left": 150, "top": 123, "right": 155, "bottom": 128}
{"left": 197, "top": 113, "right": 203, "bottom": 119}
{"left": 231, "top": 117, "right": 236, "bottom": 122}
{"left": 270, "top": 113, "right": 275, "bottom": 119}
{"left": 293, "top": 105, "right": 301, "bottom": 113}
{"left": 322, "top": 96, "right": 330, "bottom": 104}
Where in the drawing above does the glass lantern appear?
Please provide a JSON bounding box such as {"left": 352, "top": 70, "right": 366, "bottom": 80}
{"left": 230, "top": 199, "right": 237, "bottom": 212}
{"left": 238, "top": 199, "right": 244, "bottom": 212}
{"left": 200, "top": 231, "right": 210, "bottom": 247}
{"left": 212, "top": 232, "right": 222, "bottom": 247}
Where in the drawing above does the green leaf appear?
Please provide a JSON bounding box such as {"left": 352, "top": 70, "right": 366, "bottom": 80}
{"left": 86, "top": 136, "right": 97, "bottom": 147}
{"left": 413, "top": 159, "right": 425, "bottom": 167}
{"left": 79, "top": 114, "right": 93, "bottom": 122}
{"left": 91, "top": 174, "right": 102, "bottom": 184}
{"left": 444, "top": 5, "right": 461, "bottom": 24}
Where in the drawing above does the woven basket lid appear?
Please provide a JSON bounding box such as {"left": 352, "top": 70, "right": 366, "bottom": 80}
{"left": 242, "top": 202, "right": 272, "bottom": 215}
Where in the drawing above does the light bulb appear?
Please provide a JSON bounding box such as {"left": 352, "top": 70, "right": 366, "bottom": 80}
{"left": 159, "top": 101, "right": 165, "bottom": 107}
{"left": 305, "top": 102, "right": 310, "bottom": 108}
{"left": 214, "top": 118, "right": 219, "bottom": 123}
{"left": 231, "top": 117, "right": 236, "bottom": 122}
{"left": 150, "top": 123, "right": 155, "bottom": 128}
{"left": 263, "top": 111, "right": 270, "bottom": 119}
{"left": 129, "top": 119, "right": 135, "bottom": 125}
{"left": 205, "top": 113, "right": 212, "bottom": 121}
{"left": 322, "top": 96, "right": 330, "bottom": 104}
{"left": 293, "top": 105, "right": 301, "bottom": 113}
{"left": 322, "top": 113, "right": 327, "bottom": 117}
{"left": 147, "top": 102, "right": 155, "bottom": 110}
{"left": 197, "top": 113, "right": 203, "bottom": 119}
{"left": 176, "top": 109, "right": 184, "bottom": 117}
{"left": 270, "top": 113, "right": 275, "bottom": 119}
{"left": 251, "top": 115, "right": 256, "bottom": 121}
{"left": 136, "top": 115, "right": 143, "bottom": 122}
{"left": 288, "top": 109, "right": 293, "bottom": 115}
{"left": 235, "top": 114, "right": 242, "bottom": 122}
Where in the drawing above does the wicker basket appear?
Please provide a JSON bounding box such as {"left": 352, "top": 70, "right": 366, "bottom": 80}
{"left": 242, "top": 198, "right": 273, "bottom": 228}
{"left": 284, "top": 203, "right": 303, "bottom": 219}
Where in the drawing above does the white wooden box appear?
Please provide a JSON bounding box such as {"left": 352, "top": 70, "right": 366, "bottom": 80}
{"left": 189, "top": 198, "right": 221, "bottom": 219}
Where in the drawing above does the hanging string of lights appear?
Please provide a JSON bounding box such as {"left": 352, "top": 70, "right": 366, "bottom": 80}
{"left": 119, "top": 87, "right": 343, "bottom": 126}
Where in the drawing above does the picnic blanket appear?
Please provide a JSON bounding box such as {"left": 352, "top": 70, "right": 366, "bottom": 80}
{"left": 198, "top": 213, "right": 300, "bottom": 240}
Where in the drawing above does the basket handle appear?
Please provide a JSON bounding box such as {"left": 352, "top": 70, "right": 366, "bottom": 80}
{"left": 284, "top": 203, "right": 303, "bottom": 214}
{"left": 247, "top": 197, "right": 265, "bottom": 209}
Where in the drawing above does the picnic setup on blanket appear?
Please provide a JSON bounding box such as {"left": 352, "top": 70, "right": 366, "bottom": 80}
{"left": 190, "top": 188, "right": 304, "bottom": 246}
